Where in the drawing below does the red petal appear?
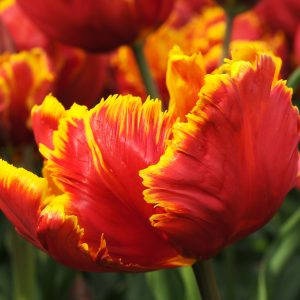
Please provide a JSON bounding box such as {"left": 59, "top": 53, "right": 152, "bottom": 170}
{"left": 141, "top": 54, "right": 300, "bottom": 258}
{"left": 38, "top": 95, "right": 191, "bottom": 270}
{"left": 0, "top": 160, "right": 46, "bottom": 248}
{"left": 36, "top": 195, "right": 116, "bottom": 272}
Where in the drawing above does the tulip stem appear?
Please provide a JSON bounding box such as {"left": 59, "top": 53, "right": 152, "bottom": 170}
{"left": 224, "top": 246, "right": 236, "bottom": 300}
{"left": 287, "top": 66, "right": 300, "bottom": 91}
{"left": 6, "top": 224, "right": 39, "bottom": 300}
{"left": 221, "top": 12, "right": 234, "bottom": 65}
{"left": 132, "top": 41, "right": 160, "bottom": 99}
{"left": 192, "top": 260, "right": 221, "bottom": 300}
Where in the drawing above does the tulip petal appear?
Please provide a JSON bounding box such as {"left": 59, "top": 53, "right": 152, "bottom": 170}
{"left": 37, "top": 95, "right": 191, "bottom": 270}
{"left": 0, "top": 159, "right": 46, "bottom": 247}
{"left": 31, "top": 94, "right": 66, "bottom": 149}
{"left": 37, "top": 194, "right": 191, "bottom": 271}
{"left": 167, "top": 46, "right": 206, "bottom": 120}
{"left": 141, "top": 53, "right": 300, "bottom": 259}
{"left": 36, "top": 194, "right": 116, "bottom": 272}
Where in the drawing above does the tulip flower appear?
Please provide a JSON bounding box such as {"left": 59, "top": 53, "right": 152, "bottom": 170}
{"left": 15, "top": 0, "right": 175, "bottom": 53}
{"left": 0, "top": 48, "right": 53, "bottom": 145}
{"left": 0, "top": 48, "right": 298, "bottom": 271}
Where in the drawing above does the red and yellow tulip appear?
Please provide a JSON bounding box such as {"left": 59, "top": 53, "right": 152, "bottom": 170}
{"left": 0, "top": 48, "right": 298, "bottom": 271}
{"left": 0, "top": 48, "right": 53, "bottom": 145}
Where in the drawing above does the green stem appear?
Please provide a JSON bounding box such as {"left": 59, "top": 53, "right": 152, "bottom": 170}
{"left": 224, "top": 247, "right": 235, "bottom": 300}
{"left": 131, "top": 41, "right": 160, "bottom": 99}
{"left": 221, "top": 13, "right": 234, "bottom": 65}
{"left": 6, "top": 224, "right": 39, "bottom": 300}
{"left": 4, "top": 146, "right": 40, "bottom": 300}
{"left": 287, "top": 67, "right": 300, "bottom": 91}
{"left": 192, "top": 260, "right": 221, "bottom": 300}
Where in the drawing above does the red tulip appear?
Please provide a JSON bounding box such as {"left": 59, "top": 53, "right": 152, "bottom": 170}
{"left": 0, "top": 48, "right": 298, "bottom": 270}
{"left": 16, "top": 0, "right": 175, "bottom": 53}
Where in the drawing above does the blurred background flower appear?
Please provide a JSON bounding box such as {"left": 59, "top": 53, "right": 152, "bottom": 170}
{"left": 15, "top": 0, "right": 176, "bottom": 53}
{"left": 0, "top": 0, "right": 109, "bottom": 108}
{"left": 0, "top": 49, "right": 53, "bottom": 146}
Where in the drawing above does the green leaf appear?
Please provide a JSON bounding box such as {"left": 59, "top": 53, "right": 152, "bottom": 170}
{"left": 36, "top": 253, "right": 75, "bottom": 300}
{"left": 258, "top": 204, "right": 300, "bottom": 300}
{"left": 85, "top": 272, "right": 124, "bottom": 300}
{"left": 179, "top": 266, "right": 201, "bottom": 300}
{"left": 125, "top": 273, "right": 155, "bottom": 300}
{"left": 146, "top": 268, "right": 185, "bottom": 300}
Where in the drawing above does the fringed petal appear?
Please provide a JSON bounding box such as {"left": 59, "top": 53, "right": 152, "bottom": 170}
{"left": 37, "top": 193, "right": 193, "bottom": 272}
{"left": 141, "top": 53, "right": 300, "bottom": 259}
{"left": 36, "top": 94, "right": 191, "bottom": 270}
{"left": 36, "top": 194, "right": 115, "bottom": 272}
{"left": 0, "top": 159, "right": 46, "bottom": 247}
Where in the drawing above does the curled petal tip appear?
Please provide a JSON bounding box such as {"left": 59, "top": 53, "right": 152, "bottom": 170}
{"left": 32, "top": 94, "right": 66, "bottom": 149}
